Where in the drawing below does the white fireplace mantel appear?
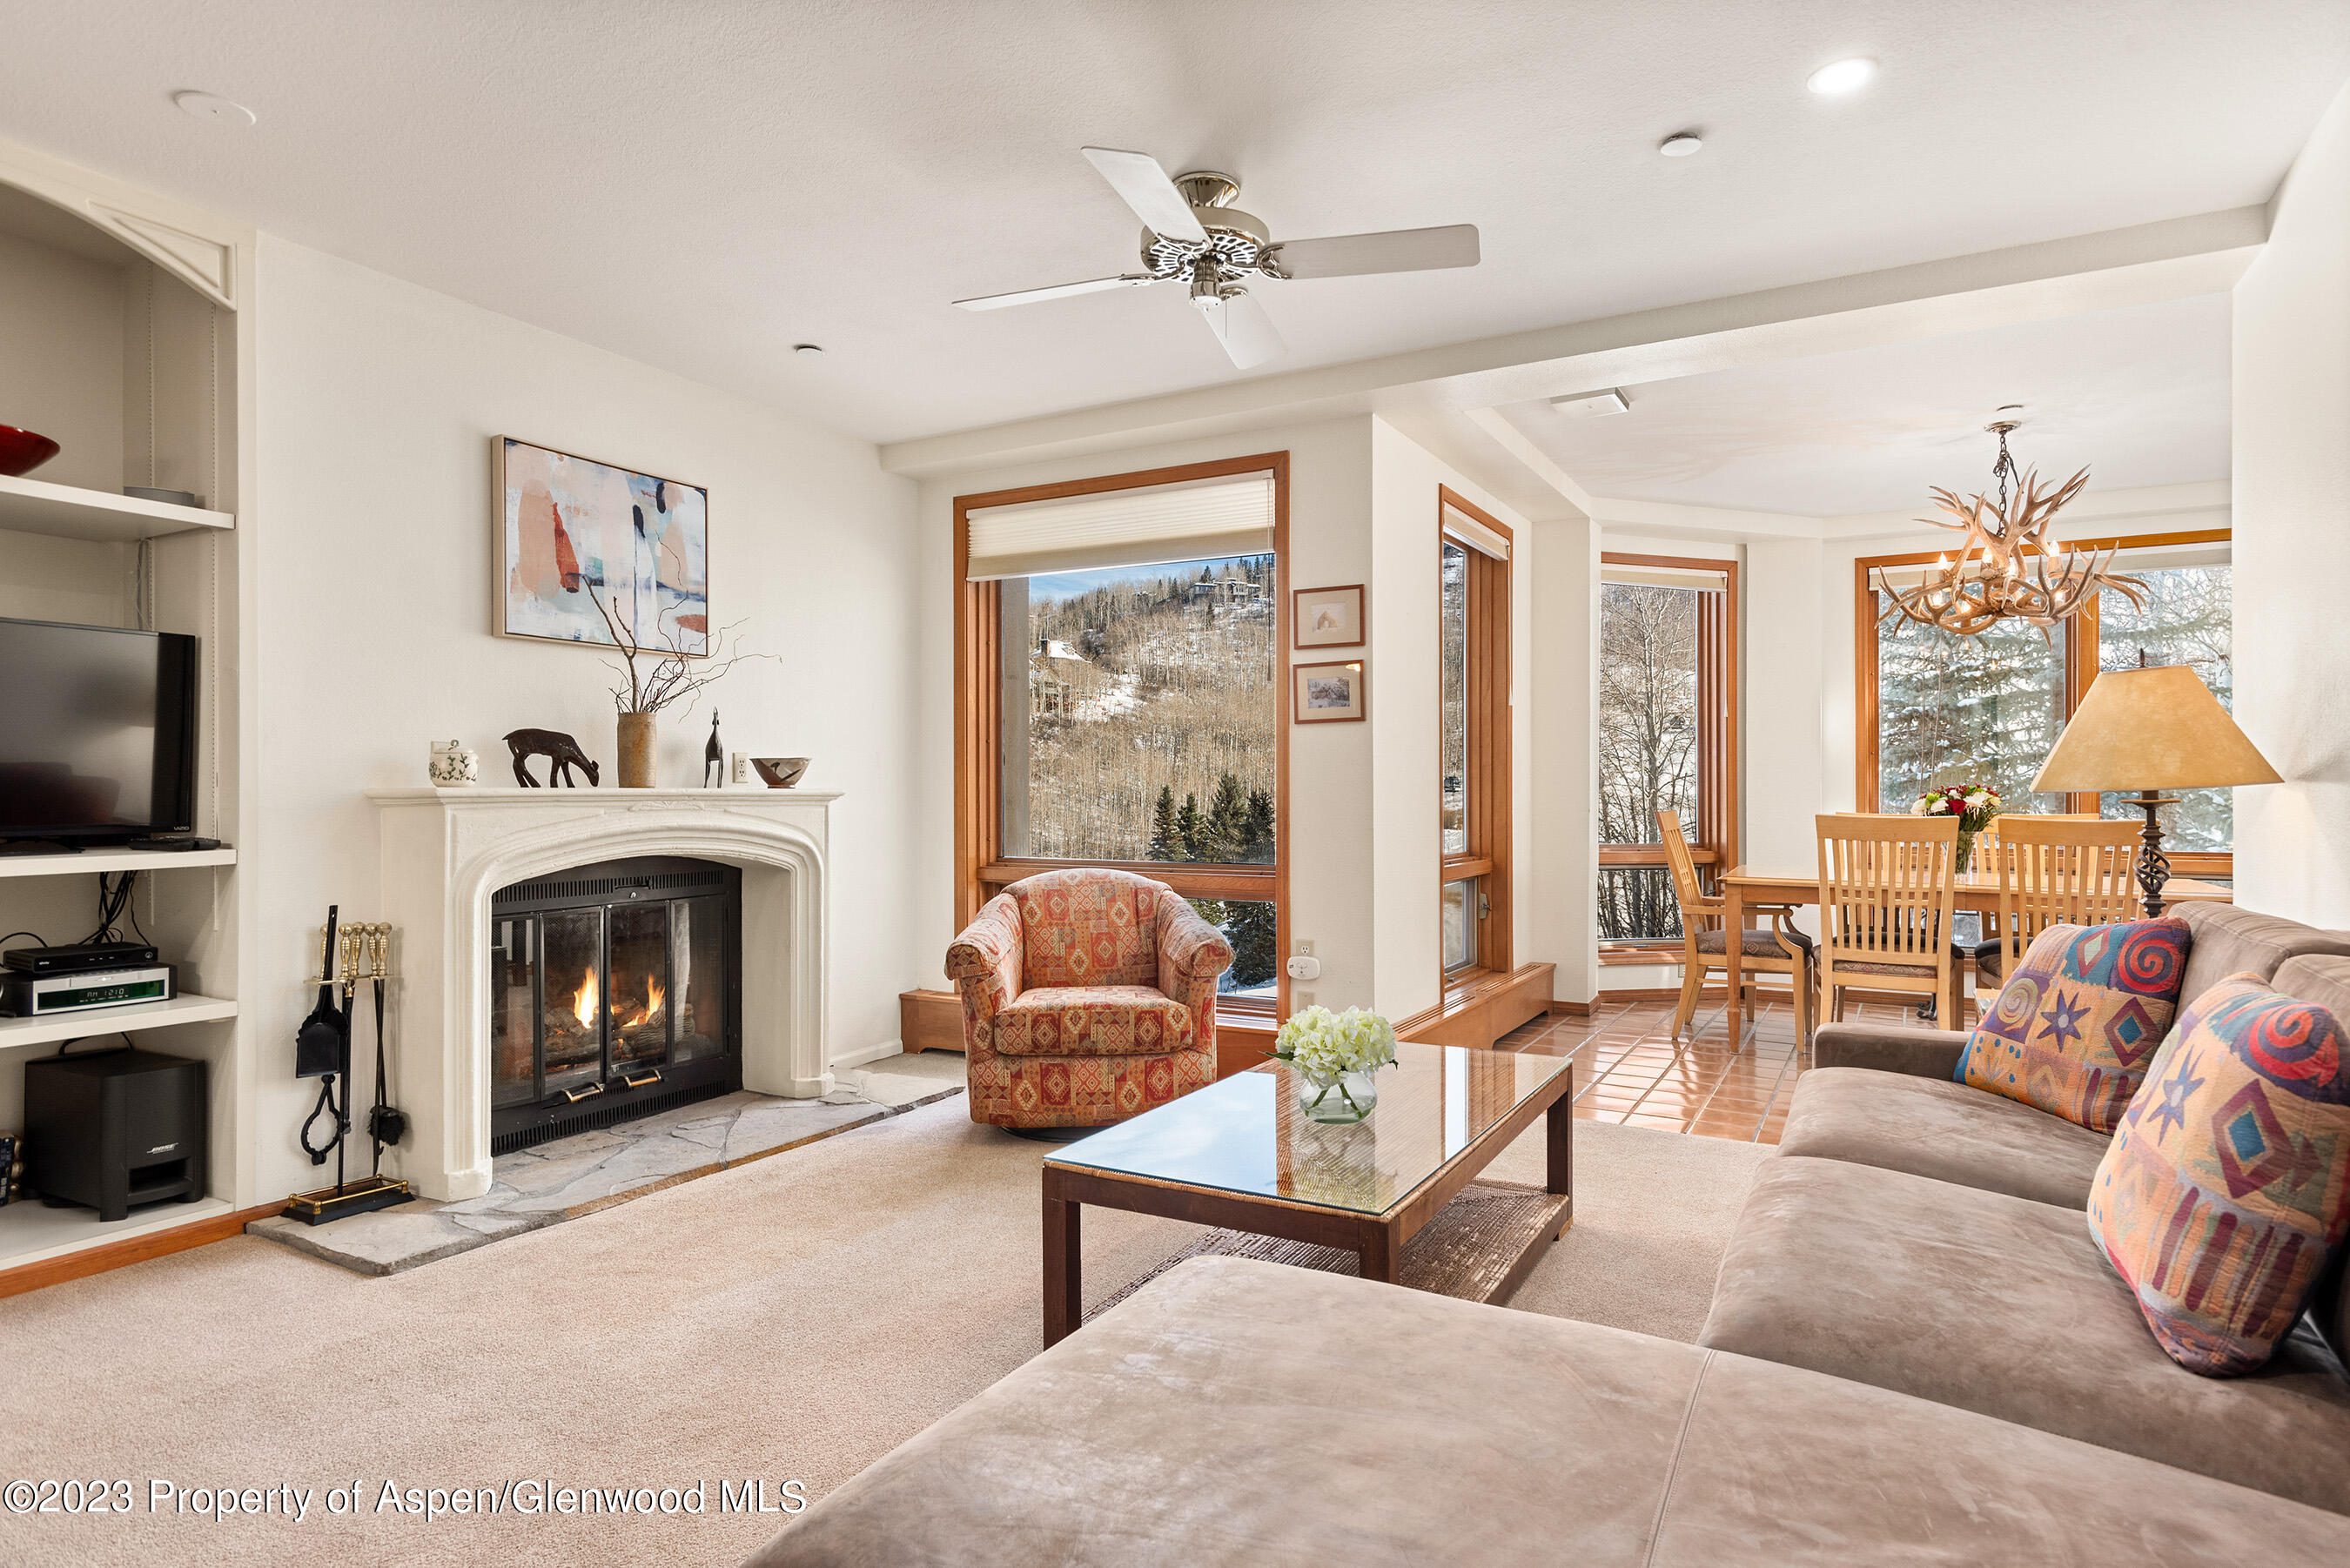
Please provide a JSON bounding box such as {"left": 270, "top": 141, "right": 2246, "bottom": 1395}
{"left": 367, "top": 786, "right": 838, "bottom": 1200}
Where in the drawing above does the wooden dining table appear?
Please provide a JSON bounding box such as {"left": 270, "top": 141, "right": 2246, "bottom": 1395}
{"left": 1715, "top": 865, "right": 2235, "bottom": 1022}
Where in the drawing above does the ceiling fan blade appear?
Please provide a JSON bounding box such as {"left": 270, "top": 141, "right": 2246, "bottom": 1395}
{"left": 953, "top": 275, "right": 1149, "bottom": 311}
{"left": 1200, "top": 290, "right": 1284, "bottom": 369}
{"left": 1265, "top": 223, "right": 1480, "bottom": 280}
{"left": 1080, "top": 146, "right": 1209, "bottom": 243}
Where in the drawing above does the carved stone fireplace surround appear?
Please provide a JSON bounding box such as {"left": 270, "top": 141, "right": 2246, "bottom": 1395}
{"left": 368, "top": 787, "right": 836, "bottom": 1201}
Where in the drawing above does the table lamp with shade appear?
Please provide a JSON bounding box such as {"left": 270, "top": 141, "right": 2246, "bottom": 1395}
{"left": 2030, "top": 662, "right": 2279, "bottom": 916}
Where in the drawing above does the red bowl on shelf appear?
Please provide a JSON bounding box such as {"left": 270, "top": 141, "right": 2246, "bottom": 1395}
{"left": 0, "top": 425, "right": 60, "bottom": 477}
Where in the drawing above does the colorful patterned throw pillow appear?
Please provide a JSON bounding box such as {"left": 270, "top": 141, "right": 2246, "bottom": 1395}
{"left": 1957, "top": 917, "right": 2192, "bottom": 1132}
{"left": 2088, "top": 974, "right": 2350, "bottom": 1376}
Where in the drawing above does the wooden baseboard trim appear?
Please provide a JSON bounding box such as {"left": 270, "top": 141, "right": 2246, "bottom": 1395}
{"left": 1546, "top": 998, "right": 1594, "bottom": 1017}
{"left": 0, "top": 1199, "right": 291, "bottom": 1300}
{"left": 1396, "top": 962, "right": 1556, "bottom": 1049}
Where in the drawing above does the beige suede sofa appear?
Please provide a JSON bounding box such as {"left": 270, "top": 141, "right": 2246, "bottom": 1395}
{"left": 746, "top": 901, "right": 2350, "bottom": 1566}
{"left": 1701, "top": 900, "right": 2350, "bottom": 1515}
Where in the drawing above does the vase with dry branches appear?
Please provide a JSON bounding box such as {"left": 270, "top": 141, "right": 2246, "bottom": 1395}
{"left": 590, "top": 586, "right": 776, "bottom": 787}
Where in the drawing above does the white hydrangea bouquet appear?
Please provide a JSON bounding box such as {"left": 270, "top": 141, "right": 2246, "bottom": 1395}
{"left": 1272, "top": 1005, "right": 1398, "bottom": 1123}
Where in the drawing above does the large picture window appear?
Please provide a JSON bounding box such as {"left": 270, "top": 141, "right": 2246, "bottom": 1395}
{"left": 1596, "top": 555, "right": 1737, "bottom": 948}
{"left": 957, "top": 456, "right": 1287, "bottom": 1010}
{"left": 1439, "top": 491, "right": 1513, "bottom": 987}
{"left": 1857, "top": 530, "right": 2233, "bottom": 870}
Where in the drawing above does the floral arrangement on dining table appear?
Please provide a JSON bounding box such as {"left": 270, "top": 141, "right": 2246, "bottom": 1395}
{"left": 1271, "top": 1005, "right": 1398, "bottom": 1123}
{"left": 1911, "top": 782, "right": 2002, "bottom": 871}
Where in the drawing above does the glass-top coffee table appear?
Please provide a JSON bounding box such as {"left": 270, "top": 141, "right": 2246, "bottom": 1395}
{"left": 1041, "top": 1041, "right": 1574, "bottom": 1345}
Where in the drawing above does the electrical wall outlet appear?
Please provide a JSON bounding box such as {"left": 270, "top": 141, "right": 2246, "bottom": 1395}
{"left": 1293, "top": 939, "right": 1313, "bottom": 957}
{"left": 1285, "top": 955, "right": 1321, "bottom": 981}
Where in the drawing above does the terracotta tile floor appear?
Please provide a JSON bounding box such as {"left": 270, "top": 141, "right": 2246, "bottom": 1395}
{"left": 1493, "top": 995, "right": 1921, "bottom": 1145}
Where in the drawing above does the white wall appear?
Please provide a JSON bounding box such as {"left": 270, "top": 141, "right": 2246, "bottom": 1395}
{"left": 1741, "top": 539, "right": 1828, "bottom": 870}
{"left": 2234, "top": 77, "right": 2350, "bottom": 925}
{"left": 1528, "top": 513, "right": 1600, "bottom": 1002}
{"left": 253, "top": 237, "right": 919, "bottom": 1201}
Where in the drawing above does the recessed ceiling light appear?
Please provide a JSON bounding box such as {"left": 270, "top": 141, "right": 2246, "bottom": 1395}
{"left": 1806, "top": 57, "right": 1877, "bottom": 96}
{"left": 1552, "top": 389, "right": 1630, "bottom": 419}
{"left": 1658, "top": 132, "right": 1703, "bottom": 157}
{"left": 793, "top": 344, "right": 825, "bottom": 358}
{"left": 172, "top": 90, "right": 256, "bottom": 126}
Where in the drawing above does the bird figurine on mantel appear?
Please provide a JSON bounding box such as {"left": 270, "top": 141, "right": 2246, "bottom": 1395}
{"left": 704, "top": 710, "right": 724, "bottom": 788}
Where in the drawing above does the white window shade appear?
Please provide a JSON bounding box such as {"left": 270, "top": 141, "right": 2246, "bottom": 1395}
{"left": 1441, "top": 502, "right": 1511, "bottom": 560}
{"left": 1601, "top": 562, "right": 1730, "bottom": 592}
{"left": 965, "top": 472, "right": 1276, "bottom": 581}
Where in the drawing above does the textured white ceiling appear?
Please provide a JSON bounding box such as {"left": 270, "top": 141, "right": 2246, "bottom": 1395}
{"left": 1496, "top": 292, "right": 2233, "bottom": 517}
{"left": 0, "top": 2, "right": 2339, "bottom": 443}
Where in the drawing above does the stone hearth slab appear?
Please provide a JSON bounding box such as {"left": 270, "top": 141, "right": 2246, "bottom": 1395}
{"left": 248, "top": 1075, "right": 961, "bottom": 1277}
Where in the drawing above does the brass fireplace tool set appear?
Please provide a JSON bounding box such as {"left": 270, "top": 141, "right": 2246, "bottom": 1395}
{"left": 287, "top": 907, "right": 412, "bottom": 1224}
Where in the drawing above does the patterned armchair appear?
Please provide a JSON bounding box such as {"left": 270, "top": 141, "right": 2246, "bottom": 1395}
{"left": 946, "top": 868, "right": 1234, "bottom": 1130}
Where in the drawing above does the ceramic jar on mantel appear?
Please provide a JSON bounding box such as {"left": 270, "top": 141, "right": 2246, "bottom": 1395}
{"left": 616, "top": 713, "right": 656, "bottom": 788}
{"left": 427, "top": 740, "right": 478, "bottom": 787}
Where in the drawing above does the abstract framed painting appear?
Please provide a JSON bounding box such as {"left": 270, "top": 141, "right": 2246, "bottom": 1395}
{"left": 494, "top": 436, "right": 710, "bottom": 655}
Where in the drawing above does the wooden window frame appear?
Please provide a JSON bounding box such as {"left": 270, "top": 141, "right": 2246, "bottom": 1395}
{"left": 1596, "top": 553, "right": 1741, "bottom": 958}
{"left": 954, "top": 452, "right": 1291, "bottom": 1015}
{"left": 1440, "top": 487, "right": 1514, "bottom": 995}
{"left": 1854, "top": 527, "right": 2233, "bottom": 876}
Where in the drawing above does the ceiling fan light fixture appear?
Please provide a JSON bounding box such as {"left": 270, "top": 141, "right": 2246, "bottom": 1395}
{"left": 1806, "top": 57, "right": 1877, "bottom": 96}
{"left": 952, "top": 147, "right": 1480, "bottom": 369}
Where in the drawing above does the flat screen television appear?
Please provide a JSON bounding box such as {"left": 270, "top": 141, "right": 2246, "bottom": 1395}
{"left": 0, "top": 618, "right": 197, "bottom": 843}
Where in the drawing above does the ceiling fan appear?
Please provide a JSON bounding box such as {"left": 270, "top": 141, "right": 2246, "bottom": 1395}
{"left": 953, "top": 146, "right": 1481, "bottom": 369}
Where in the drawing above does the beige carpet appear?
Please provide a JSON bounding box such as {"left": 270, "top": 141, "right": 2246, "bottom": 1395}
{"left": 0, "top": 1090, "right": 1766, "bottom": 1568}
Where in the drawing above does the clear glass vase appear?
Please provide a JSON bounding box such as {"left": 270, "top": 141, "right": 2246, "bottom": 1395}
{"left": 1295, "top": 1066, "right": 1380, "bottom": 1123}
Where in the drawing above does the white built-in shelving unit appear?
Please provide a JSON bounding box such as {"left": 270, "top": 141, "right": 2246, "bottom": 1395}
{"left": 0, "top": 147, "right": 255, "bottom": 1278}
{"left": 0, "top": 472, "right": 232, "bottom": 542}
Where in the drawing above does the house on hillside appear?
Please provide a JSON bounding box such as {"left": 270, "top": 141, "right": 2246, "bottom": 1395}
{"left": 1031, "top": 636, "right": 1084, "bottom": 717}
{"left": 1183, "top": 574, "right": 1267, "bottom": 607}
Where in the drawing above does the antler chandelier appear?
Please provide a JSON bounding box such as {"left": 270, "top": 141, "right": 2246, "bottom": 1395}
{"left": 1876, "top": 417, "right": 2145, "bottom": 638}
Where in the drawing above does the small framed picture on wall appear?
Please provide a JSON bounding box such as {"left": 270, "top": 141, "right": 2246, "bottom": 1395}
{"left": 1293, "top": 660, "right": 1368, "bottom": 723}
{"left": 1291, "top": 584, "right": 1365, "bottom": 648}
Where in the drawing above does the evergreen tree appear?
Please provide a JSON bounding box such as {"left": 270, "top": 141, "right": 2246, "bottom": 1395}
{"left": 1203, "top": 772, "right": 1249, "bottom": 863}
{"left": 1146, "top": 787, "right": 1179, "bottom": 861}
{"left": 1239, "top": 787, "right": 1275, "bottom": 865}
{"left": 1225, "top": 899, "right": 1278, "bottom": 988}
{"left": 1175, "top": 793, "right": 1205, "bottom": 861}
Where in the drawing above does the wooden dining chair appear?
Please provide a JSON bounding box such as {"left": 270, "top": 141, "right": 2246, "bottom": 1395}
{"left": 1815, "top": 813, "right": 1962, "bottom": 1026}
{"left": 1973, "top": 815, "right": 2142, "bottom": 988}
{"left": 1658, "top": 809, "right": 1814, "bottom": 1042}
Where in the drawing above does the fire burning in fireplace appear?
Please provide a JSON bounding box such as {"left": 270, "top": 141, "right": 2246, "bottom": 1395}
{"left": 488, "top": 854, "right": 741, "bottom": 1155}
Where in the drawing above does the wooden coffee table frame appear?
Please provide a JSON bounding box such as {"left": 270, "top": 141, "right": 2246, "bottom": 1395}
{"left": 1042, "top": 1061, "right": 1574, "bottom": 1346}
